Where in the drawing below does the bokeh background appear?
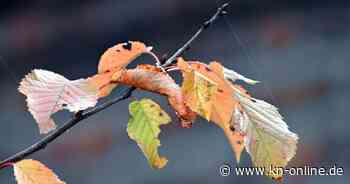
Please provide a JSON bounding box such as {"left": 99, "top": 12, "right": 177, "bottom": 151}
{"left": 0, "top": 0, "right": 349, "bottom": 183}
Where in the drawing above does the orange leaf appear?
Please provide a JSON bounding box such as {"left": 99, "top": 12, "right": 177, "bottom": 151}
{"left": 177, "top": 58, "right": 246, "bottom": 162}
{"left": 98, "top": 41, "right": 152, "bottom": 74}
{"left": 90, "top": 41, "right": 155, "bottom": 98}
{"left": 13, "top": 159, "right": 66, "bottom": 184}
{"left": 87, "top": 71, "right": 117, "bottom": 98}
{"left": 112, "top": 64, "right": 196, "bottom": 127}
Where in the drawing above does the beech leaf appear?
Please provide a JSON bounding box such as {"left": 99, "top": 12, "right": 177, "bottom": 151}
{"left": 127, "top": 98, "right": 171, "bottom": 169}
{"left": 19, "top": 69, "right": 98, "bottom": 134}
{"left": 13, "top": 159, "right": 66, "bottom": 184}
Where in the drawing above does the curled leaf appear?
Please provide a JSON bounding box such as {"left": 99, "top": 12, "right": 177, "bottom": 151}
{"left": 223, "top": 65, "right": 259, "bottom": 85}
{"left": 90, "top": 41, "right": 157, "bottom": 97}
{"left": 13, "top": 159, "right": 66, "bottom": 184}
{"left": 127, "top": 99, "right": 171, "bottom": 169}
{"left": 112, "top": 64, "right": 196, "bottom": 127}
{"left": 19, "top": 69, "right": 98, "bottom": 134}
{"left": 98, "top": 41, "right": 153, "bottom": 74}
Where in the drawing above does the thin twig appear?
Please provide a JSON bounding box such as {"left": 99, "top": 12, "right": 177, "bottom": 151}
{"left": 0, "top": 2, "right": 229, "bottom": 168}
{"left": 163, "top": 2, "right": 228, "bottom": 67}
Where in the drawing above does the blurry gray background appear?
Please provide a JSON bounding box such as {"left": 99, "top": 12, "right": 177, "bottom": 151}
{"left": 0, "top": 0, "right": 349, "bottom": 183}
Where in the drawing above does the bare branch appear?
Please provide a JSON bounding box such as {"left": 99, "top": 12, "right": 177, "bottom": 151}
{"left": 0, "top": 2, "right": 229, "bottom": 168}
{"left": 162, "top": 2, "right": 228, "bottom": 66}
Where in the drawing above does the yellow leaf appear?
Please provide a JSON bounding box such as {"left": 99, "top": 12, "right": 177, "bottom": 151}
{"left": 13, "top": 159, "right": 66, "bottom": 184}
{"left": 181, "top": 67, "right": 218, "bottom": 120}
{"left": 127, "top": 98, "right": 171, "bottom": 169}
{"left": 178, "top": 58, "right": 244, "bottom": 162}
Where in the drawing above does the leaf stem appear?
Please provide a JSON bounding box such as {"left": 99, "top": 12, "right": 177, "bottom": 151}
{"left": 0, "top": 2, "right": 229, "bottom": 168}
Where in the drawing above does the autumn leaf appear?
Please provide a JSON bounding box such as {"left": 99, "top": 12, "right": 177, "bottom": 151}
{"left": 13, "top": 159, "right": 66, "bottom": 184}
{"left": 228, "top": 103, "right": 248, "bottom": 162}
{"left": 223, "top": 66, "right": 259, "bottom": 85}
{"left": 181, "top": 67, "right": 218, "bottom": 120}
{"left": 127, "top": 99, "right": 171, "bottom": 169}
{"left": 98, "top": 41, "right": 153, "bottom": 73}
{"left": 232, "top": 85, "right": 298, "bottom": 180}
{"left": 180, "top": 58, "right": 298, "bottom": 176}
{"left": 19, "top": 70, "right": 98, "bottom": 134}
{"left": 177, "top": 58, "right": 245, "bottom": 161}
{"left": 178, "top": 59, "right": 235, "bottom": 125}
{"left": 90, "top": 41, "right": 158, "bottom": 98}
{"left": 112, "top": 64, "right": 196, "bottom": 127}
{"left": 87, "top": 71, "right": 117, "bottom": 98}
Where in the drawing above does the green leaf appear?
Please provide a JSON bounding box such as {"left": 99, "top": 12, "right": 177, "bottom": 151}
{"left": 127, "top": 98, "right": 171, "bottom": 169}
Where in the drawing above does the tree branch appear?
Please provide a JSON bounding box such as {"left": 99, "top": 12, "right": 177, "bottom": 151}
{"left": 162, "top": 2, "right": 228, "bottom": 66}
{"left": 0, "top": 2, "right": 229, "bottom": 168}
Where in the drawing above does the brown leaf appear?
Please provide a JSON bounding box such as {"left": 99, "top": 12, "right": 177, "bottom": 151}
{"left": 111, "top": 64, "right": 196, "bottom": 127}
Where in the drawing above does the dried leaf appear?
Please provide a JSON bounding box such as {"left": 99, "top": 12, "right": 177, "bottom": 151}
{"left": 127, "top": 99, "right": 171, "bottom": 169}
{"left": 178, "top": 59, "right": 235, "bottom": 125}
{"left": 223, "top": 66, "right": 259, "bottom": 85}
{"left": 87, "top": 71, "right": 117, "bottom": 98}
{"left": 177, "top": 58, "right": 244, "bottom": 161}
{"left": 181, "top": 68, "right": 218, "bottom": 120}
{"left": 90, "top": 41, "right": 155, "bottom": 97}
{"left": 232, "top": 85, "right": 298, "bottom": 180}
{"left": 226, "top": 101, "right": 248, "bottom": 162}
{"left": 98, "top": 41, "right": 152, "bottom": 74}
{"left": 19, "top": 69, "right": 98, "bottom": 134}
{"left": 112, "top": 64, "right": 196, "bottom": 127}
{"left": 13, "top": 159, "right": 66, "bottom": 184}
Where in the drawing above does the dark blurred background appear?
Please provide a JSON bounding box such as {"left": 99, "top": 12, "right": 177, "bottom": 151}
{"left": 0, "top": 0, "right": 349, "bottom": 183}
